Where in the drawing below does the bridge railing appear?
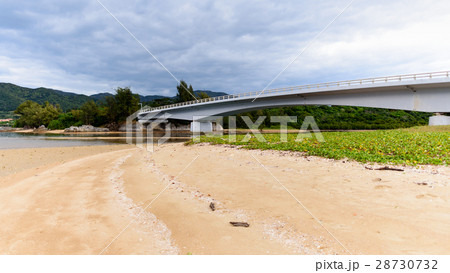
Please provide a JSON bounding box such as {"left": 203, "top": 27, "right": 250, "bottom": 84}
{"left": 141, "top": 71, "right": 450, "bottom": 112}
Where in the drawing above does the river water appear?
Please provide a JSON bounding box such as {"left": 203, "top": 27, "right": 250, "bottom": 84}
{"left": 0, "top": 131, "right": 196, "bottom": 150}
{"left": 0, "top": 132, "right": 125, "bottom": 150}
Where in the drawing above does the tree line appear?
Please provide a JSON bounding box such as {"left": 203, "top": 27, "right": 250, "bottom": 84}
{"left": 13, "top": 81, "right": 209, "bottom": 130}
{"left": 225, "top": 106, "right": 432, "bottom": 130}
{"left": 14, "top": 87, "right": 140, "bottom": 130}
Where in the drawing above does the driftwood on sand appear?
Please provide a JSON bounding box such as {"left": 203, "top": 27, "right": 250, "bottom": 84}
{"left": 365, "top": 166, "right": 404, "bottom": 172}
{"left": 230, "top": 222, "right": 250, "bottom": 227}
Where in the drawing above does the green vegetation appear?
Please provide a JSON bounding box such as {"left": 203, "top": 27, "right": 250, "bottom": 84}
{"left": 226, "top": 106, "right": 432, "bottom": 130}
{"left": 176, "top": 80, "right": 195, "bottom": 102}
{"left": 0, "top": 83, "right": 92, "bottom": 112}
{"left": 196, "top": 127, "right": 450, "bottom": 166}
{"left": 48, "top": 112, "right": 82, "bottom": 130}
{"left": 398, "top": 125, "right": 450, "bottom": 133}
{"left": 14, "top": 101, "right": 61, "bottom": 128}
{"left": 104, "top": 87, "right": 140, "bottom": 122}
{"left": 0, "top": 111, "right": 16, "bottom": 126}
{"left": 197, "top": 91, "right": 210, "bottom": 99}
{"left": 80, "top": 100, "right": 100, "bottom": 125}
{"left": 146, "top": 97, "right": 176, "bottom": 107}
{"left": 9, "top": 83, "right": 217, "bottom": 129}
{"left": 14, "top": 87, "right": 140, "bottom": 130}
{"left": 0, "top": 111, "right": 15, "bottom": 119}
{"left": 0, "top": 120, "right": 13, "bottom": 126}
{"left": 175, "top": 81, "right": 210, "bottom": 103}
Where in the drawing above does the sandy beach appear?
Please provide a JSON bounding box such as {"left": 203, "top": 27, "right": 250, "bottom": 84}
{"left": 0, "top": 143, "right": 449, "bottom": 255}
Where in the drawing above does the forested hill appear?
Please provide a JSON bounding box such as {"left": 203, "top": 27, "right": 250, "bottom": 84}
{"left": 0, "top": 83, "right": 91, "bottom": 111}
{"left": 0, "top": 83, "right": 230, "bottom": 112}
{"left": 193, "top": 90, "right": 228, "bottom": 97}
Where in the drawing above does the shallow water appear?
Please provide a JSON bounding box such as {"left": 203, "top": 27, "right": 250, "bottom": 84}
{"left": 0, "top": 132, "right": 195, "bottom": 150}
{"left": 0, "top": 132, "right": 124, "bottom": 150}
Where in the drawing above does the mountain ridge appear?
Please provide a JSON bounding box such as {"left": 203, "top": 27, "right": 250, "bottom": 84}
{"left": 0, "top": 83, "right": 228, "bottom": 112}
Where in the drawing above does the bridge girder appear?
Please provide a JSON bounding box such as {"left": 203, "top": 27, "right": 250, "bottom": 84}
{"left": 139, "top": 79, "right": 450, "bottom": 122}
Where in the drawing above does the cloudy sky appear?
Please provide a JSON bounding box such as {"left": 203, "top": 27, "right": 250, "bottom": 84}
{"left": 1, "top": 0, "right": 450, "bottom": 96}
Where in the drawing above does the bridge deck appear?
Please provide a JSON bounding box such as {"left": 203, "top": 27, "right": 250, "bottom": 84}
{"left": 141, "top": 71, "right": 450, "bottom": 113}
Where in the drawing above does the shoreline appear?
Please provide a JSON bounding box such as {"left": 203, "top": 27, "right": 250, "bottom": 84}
{"left": 2, "top": 127, "right": 413, "bottom": 135}
{"left": 2, "top": 127, "right": 448, "bottom": 168}
{"left": 0, "top": 143, "right": 449, "bottom": 254}
{"left": 0, "top": 145, "right": 133, "bottom": 177}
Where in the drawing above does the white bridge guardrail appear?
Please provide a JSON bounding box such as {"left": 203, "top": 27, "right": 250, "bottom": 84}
{"left": 140, "top": 71, "right": 450, "bottom": 113}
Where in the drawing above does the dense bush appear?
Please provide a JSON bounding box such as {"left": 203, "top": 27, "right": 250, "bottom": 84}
{"left": 14, "top": 101, "right": 61, "bottom": 128}
{"left": 48, "top": 113, "right": 82, "bottom": 130}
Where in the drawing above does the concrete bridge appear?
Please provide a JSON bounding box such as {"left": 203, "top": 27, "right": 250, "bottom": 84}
{"left": 138, "top": 71, "right": 450, "bottom": 131}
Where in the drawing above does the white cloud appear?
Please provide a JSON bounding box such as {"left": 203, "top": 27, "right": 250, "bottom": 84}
{"left": 1, "top": 0, "right": 450, "bottom": 96}
{"left": 0, "top": 56, "right": 118, "bottom": 94}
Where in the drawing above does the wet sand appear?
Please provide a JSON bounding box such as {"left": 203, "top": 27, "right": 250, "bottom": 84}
{"left": 0, "top": 143, "right": 449, "bottom": 254}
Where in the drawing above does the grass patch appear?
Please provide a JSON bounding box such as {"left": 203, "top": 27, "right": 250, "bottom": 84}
{"left": 398, "top": 125, "right": 450, "bottom": 133}
{"left": 195, "top": 126, "right": 449, "bottom": 166}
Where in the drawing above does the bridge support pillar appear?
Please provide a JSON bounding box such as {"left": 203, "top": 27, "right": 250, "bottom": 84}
{"left": 190, "top": 121, "right": 213, "bottom": 132}
{"left": 190, "top": 121, "right": 224, "bottom": 132}
{"left": 429, "top": 113, "right": 450, "bottom": 126}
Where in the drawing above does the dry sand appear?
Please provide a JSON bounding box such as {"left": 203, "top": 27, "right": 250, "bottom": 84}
{"left": 0, "top": 143, "right": 449, "bottom": 254}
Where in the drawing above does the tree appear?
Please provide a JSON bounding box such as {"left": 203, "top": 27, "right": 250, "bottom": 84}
{"left": 14, "top": 101, "right": 42, "bottom": 128}
{"left": 196, "top": 91, "right": 210, "bottom": 99}
{"left": 80, "top": 100, "right": 99, "bottom": 125}
{"left": 115, "top": 87, "right": 140, "bottom": 119}
{"left": 148, "top": 97, "right": 176, "bottom": 107}
{"left": 41, "top": 102, "right": 61, "bottom": 126}
{"left": 14, "top": 100, "right": 61, "bottom": 128}
{"left": 106, "top": 87, "right": 140, "bottom": 123}
{"left": 105, "top": 96, "right": 117, "bottom": 123}
{"left": 176, "top": 80, "right": 195, "bottom": 102}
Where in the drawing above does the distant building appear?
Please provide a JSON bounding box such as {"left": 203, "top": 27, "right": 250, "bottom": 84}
{"left": 0, "top": 119, "right": 13, "bottom": 122}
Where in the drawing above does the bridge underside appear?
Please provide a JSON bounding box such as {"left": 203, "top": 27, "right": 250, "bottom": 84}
{"left": 139, "top": 83, "right": 450, "bottom": 123}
